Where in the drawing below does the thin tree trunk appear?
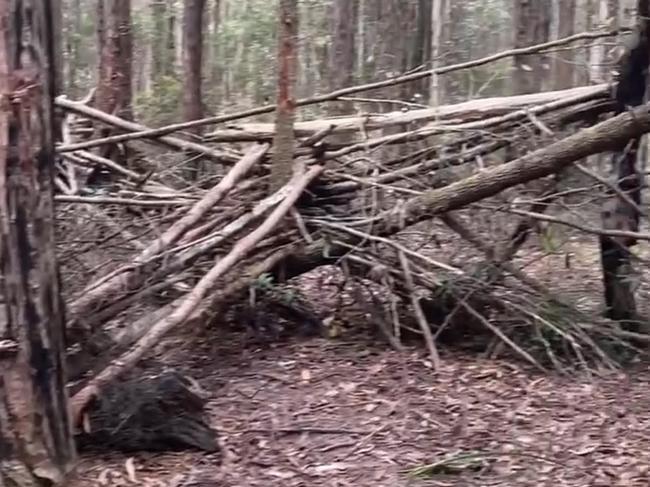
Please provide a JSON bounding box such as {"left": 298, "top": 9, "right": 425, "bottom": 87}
{"left": 430, "top": 0, "right": 444, "bottom": 105}
{"left": 270, "top": 0, "right": 299, "bottom": 191}
{"left": 207, "top": 0, "right": 222, "bottom": 92}
{"left": 328, "top": 0, "right": 357, "bottom": 117}
{"left": 512, "top": 0, "right": 552, "bottom": 95}
{"left": 412, "top": 0, "right": 432, "bottom": 100}
{"left": 151, "top": 0, "right": 167, "bottom": 84}
{"left": 0, "top": 1, "right": 76, "bottom": 485}
{"left": 96, "top": 0, "right": 133, "bottom": 120}
{"left": 554, "top": 0, "right": 576, "bottom": 89}
{"left": 182, "top": 0, "right": 206, "bottom": 180}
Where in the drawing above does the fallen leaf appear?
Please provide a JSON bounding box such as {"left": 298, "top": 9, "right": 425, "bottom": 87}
{"left": 340, "top": 382, "right": 358, "bottom": 393}
{"left": 267, "top": 468, "right": 296, "bottom": 479}
{"left": 313, "top": 462, "right": 353, "bottom": 474}
{"left": 124, "top": 457, "right": 137, "bottom": 483}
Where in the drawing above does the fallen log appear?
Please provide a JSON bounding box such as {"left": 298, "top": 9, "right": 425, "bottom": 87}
{"left": 372, "top": 102, "right": 650, "bottom": 235}
{"left": 204, "top": 84, "right": 609, "bottom": 142}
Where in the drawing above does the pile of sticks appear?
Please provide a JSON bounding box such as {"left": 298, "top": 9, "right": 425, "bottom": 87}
{"left": 55, "top": 31, "right": 650, "bottom": 421}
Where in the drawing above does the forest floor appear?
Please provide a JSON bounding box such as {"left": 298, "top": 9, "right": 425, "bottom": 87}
{"left": 68, "top": 211, "right": 650, "bottom": 487}
{"left": 70, "top": 328, "right": 650, "bottom": 487}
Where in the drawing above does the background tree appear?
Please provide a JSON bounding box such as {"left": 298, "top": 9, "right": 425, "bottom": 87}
{"left": 96, "top": 0, "right": 133, "bottom": 119}
{"left": 327, "top": 0, "right": 357, "bottom": 116}
{"left": 512, "top": 0, "right": 551, "bottom": 95}
{"left": 270, "top": 0, "right": 299, "bottom": 191}
{"left": 182, "top": 0, "right": 206, "bottom": 179}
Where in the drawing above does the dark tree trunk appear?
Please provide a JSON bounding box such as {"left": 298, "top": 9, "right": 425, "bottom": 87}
{"left": 270, "top": 0, "right": 299, "bottom": 191}
{"left": 599, "top": 0, "right": 650, "bottom": 326}
{"left": 93, "top": 0, "right": 132, "bottom": 178}
{"left": 512, "top": 0, "right": 551, "bottom": 95}
{"left": 182, "top": 0, "right": 206, "bottom": 130}
{"left": 328, "top": 0, "right": 357, "bottom": 116}
{"left": 0, "top": 1, "right": 76, "bottom": 485}
{"left": 182, "top": 0, "right": 206, "bottom": 180}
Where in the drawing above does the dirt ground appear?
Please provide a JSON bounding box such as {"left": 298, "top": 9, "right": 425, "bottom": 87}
{"left": 70, "top": 322, "right": 650, "bottom": 487}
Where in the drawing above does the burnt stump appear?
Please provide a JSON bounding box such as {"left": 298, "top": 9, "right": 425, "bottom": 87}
{"left": 75, "top": 370, "right": 219, "bottom": 454}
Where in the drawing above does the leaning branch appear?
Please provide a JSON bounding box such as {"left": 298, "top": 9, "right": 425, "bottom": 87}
{"left": 56, "top": 96, "right": 238, "bottom": 163}
{"left": 67, "top": 145, "right": 267, "bottom": 324}
{"left": 374, "top": 103, "right": 650, "bottom": 235}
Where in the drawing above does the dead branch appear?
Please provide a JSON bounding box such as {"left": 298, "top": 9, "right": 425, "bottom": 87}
{"left": 399, "top": 251, "right": 441, "bottom": 369}
{"left": 56, "top": 96, "right": 239, "bottom": 163}
{"left": 55, "top": 195, "right": 190, "bottom": 206}
{"left": 70, "top": 165, "right": 323, "bottom": 424}
{"left": 506, "top": 208, "right": 650, "bottom": 241}
{"left": 67, "top": 145, "right": 267, "bottom": 326}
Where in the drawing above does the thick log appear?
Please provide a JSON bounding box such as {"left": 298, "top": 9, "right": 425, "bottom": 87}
{"left": 204, "top": 85, "right": 609, "bottom": 142}
{"left": 0, "top": 1, "right": 76, "bottom": 485}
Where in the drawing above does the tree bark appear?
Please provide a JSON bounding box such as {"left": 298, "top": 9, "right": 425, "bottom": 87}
{"left": 0, "top": 1, "right": 76, "bottom": 485}
{"left": 554, "top": 0, "right": 576, "bottom": 89}
{"left": 96, "top": 0, "right": 133, "bottom": 120}
{"left": 430, "top": 0, "right": 445, "bottom": 105}
{"left": 599, "top": 0, "right": 649, "bottom": 325}
{"left": 182, "top": 0, "right": 206, "bottom": 180}
{"left": 270, "top": 0, "right": 299, "bottom": 191}
{"left": 151, "top": 0, "right": 168, "bottom": 84}
{"left": 512, "top": 0, "right": 551, "bottom": 94}
{"left": 328, "top": 0, "right": 357, "bottom": 116}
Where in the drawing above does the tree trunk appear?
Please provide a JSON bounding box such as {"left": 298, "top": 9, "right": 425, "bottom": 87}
{"left": 270, "top": 0, "right": 299, "bottom": 192}
{"left": 411, "top": 0, "right": 432, "bottom": 100}
{"left": 207, "top": 0, "right": 222, "bottom": 93}
{"left": 0, "top": 1, "right": 76, "bottom": 485}
{"left": 327, "top": 0, "right": 357, "bottom": 116}
{"left": 599, "top": 0, "right": 649, "bottom": 326}
{"left": 166, "top": 0, "right": 178, "bottom": 76}
{"left": 554, "top": 0, "right": 576, "bottom": 89}
{"left": 96, "top": 0, "right": 133, "bottom": 120}
{"left": 151, "top": 0, "right": 168, "bottom": 84}
{"left": 512, "top": 0, "right": 551, "bottom": 95}
{"left": 182, "top": 0, "right": 206, "bottom": 180}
